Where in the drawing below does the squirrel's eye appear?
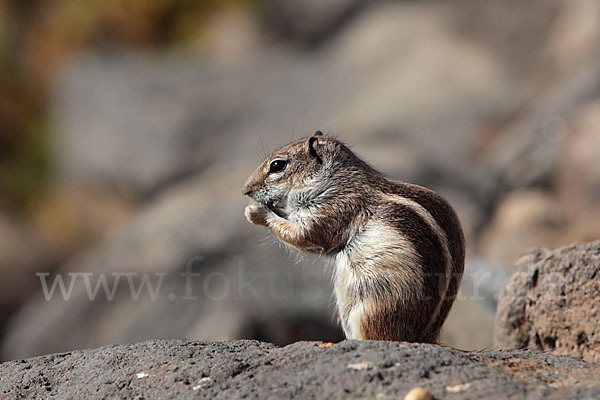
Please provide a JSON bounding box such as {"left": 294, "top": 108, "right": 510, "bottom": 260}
{"left": 269, "top": 159, "right": 287, "bottom": 174}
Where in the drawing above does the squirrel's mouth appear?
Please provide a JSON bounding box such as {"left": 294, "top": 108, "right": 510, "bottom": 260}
{"left": 266, "top": 201, "right": 288, "bottom": 219}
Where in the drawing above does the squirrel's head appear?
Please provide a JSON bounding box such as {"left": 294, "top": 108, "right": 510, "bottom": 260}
{"left": 242, "top": 131, "right": 338, "bottom": 210}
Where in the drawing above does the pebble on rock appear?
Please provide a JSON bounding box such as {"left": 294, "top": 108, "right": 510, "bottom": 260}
{"left": 403, "top": 386, "right": 432, "bottom": 400}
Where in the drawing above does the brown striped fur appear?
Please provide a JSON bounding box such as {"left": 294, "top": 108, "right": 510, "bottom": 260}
{"left": 243, "top": 132, "right": 465, "bottom": 343}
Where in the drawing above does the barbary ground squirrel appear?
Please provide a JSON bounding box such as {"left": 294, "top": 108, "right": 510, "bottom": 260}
{"left": 242, "top": 131, "right": 465, "bottom": 342}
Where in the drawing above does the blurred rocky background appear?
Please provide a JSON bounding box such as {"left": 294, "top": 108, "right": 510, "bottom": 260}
{"left": 0, "top": 0, "right": 599, "bottom": 360}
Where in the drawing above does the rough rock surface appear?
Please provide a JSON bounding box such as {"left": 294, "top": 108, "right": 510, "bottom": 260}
{"left": 1, "top": 339, "right": 599, "bottom": 400}
{"left": 495, "top": 241, "right": 600, "bottom": 363}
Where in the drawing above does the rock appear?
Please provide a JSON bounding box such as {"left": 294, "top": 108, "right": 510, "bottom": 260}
{"left": 478, "top": 190, "right": 564, "bottom": 268}
{"left": 202, "top": 8, "right": 264, "bottom": 65}
{"left": 30, "top": 184, "right": 136, "bottom": 255}
{"left": 440, "top": 257, "right": 509, "bottom": 351}
{"left": 555, "top": 101, "right": 600, "bottom": 208}
{"left": 545, "top": 0, "right": 600, "bottom": 72}
{"left": 441, "top": 298, "right": 495, "bottom": 351}
{"left": 404, "top": 387, "right": 432, "bottom": 400}
{"left": 478, "top": 99, "right": 600, "bottom": 269}
{"left": 1, "top": 339, "right": 599, "bottom": 399}
{"left": 258, "top": 0, "right": 366, "bottom": 45}
{"left": 0, "top": 168, "right": 342, "bottom": 361}
{"left": 51, "top": 0, "right": 525, "bottom": 200}
{"left": 322, "top": 1, "right": 515, "bottom": 175}
{"left": 469, "top": 48, "right": 600, "bottom": 210}
{"left": 495, "top": 241, "right": 600, "bottom": 363}
{"left": 0, "top": 213, "right": 59, "bottom": 327}
{"left": 450, "top": 0, "right": 563, "bottom": 79}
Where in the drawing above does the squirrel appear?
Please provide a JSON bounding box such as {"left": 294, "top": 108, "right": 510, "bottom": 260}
{"left": 242, "top": 131, "right": 465, "bottom": 343}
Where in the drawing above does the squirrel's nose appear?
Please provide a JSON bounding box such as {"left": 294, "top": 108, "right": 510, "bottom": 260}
{"left": 242, "top": 178, "right": 260, "bottom": 197}
{"left": 242, "top": 182, "right": 256, "bottom": 196}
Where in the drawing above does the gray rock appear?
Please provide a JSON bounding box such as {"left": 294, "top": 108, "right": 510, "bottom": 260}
{"left": 555, "top": 101, "right": 600, "bottom": 207}
{"left": 462, "top": 256, "right": 510, "bottom": 311}
{"left": 1, "top": 339, "right": 599, "bottom": 399}
{"left": 0, "top": 213, "right": 59, "bottom": 327}
{"left": 258, "top": 0, "right": 367, "bottom": 45}
{"left": 440, "top": 297, "right": 496, "bottom": 352}
{"left": 495, "top": 241, "right": 600, "bottom": 363}
{"left": 477, "top": 189, "right": 563, "bottom": 269}
{"left": 51, "top": 0, "right": 527, "bottom": 198}
{"left": 472, "top": 50, "right": 600, "bottom": 198}
{"left": 438, "top": 257, "right": 508, "bottom": 351}
{"left": 0, "top": 168, "right": 342, "bottom": 361}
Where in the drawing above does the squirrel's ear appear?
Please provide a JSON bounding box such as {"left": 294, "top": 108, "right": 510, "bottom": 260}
{"left": 307, "top": 135, "right": 323, "bottom": 164}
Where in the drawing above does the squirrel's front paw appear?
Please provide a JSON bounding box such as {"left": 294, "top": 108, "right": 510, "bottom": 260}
{"left": 245, "top": 200, "right": 269, "bottom": 226}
